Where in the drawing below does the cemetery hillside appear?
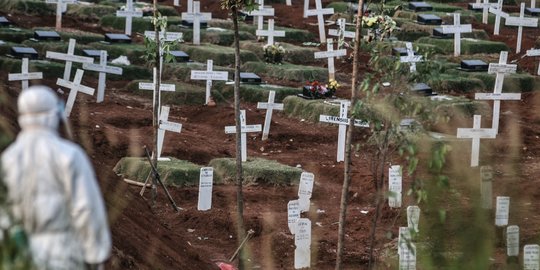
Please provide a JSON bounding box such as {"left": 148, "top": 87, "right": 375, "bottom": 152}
{"left": 2, "top": 0, "right": 540, "bottom": 269}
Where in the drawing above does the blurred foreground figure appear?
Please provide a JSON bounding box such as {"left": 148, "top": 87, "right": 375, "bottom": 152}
{"left": 1, "top": 86, "right": 111, "bottom": 269}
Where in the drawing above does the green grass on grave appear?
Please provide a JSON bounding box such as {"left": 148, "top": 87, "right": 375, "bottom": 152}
{"left": 177, "top": 43, "right": 260, "bottom": 66}
{"left": 167, "top": 25, "right": 256, "bottom": 46}
{"left": 113, "top": 157, "right": 203, "bottom": 187}
{"left": 283, "top": 96, "right": 341, "bottom": 123}
{"left": 240, "top": 41, "right": 319, "bottom": 65}
{"left": 0, "top": 28, "right": 34, "bottom": 43}
{"left": 397, "top": 22, "right": 489, "bottom": 42}
{"left": 100, "top": 15, "right": 183, "bottom": 35}
{"left": 127, "top": 80, "right": 209, "bottom": 105}
{"left": 415, "top": 37, "right": 508, "bottom": 55}
{"left": 470, "top": 72, "right": 536, "bottom": 93}
{"left": 208, "top": 20, "right": 316, "bottom": 44}
{"left": 428, "top": 73, "right": 486, "bottom": 94}
{"left": 241, "top": 61, "right": 327, "bottom": 83}
{"left": 66, "top": 4, "right": 116, "bottom": 20}
{"left": 220, "top": 83, "right": 302, "bottom": 103}
{"left": 208, "top": 158, "right": 302, "bottom": 185}
{"left": 2, "top": 0, "right": 54, "bottom": 15}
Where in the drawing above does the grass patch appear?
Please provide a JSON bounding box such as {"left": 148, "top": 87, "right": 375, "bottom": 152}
{"left": 416, "top": 37, "right": 509, "bottom": 55}
{"left": 168, "top": 26, "right": 256, "bottom": 46}
{"left": 1, "top": 0, "right": 54, "bottom": 15}
{"left": 470, "top": 72, "right": 536, "bottom": 93}
{"left": 428, "top": 73, "right": 486, "bottom": 94}
{"left": 208, "top": 20, "right": 316, "bottom": 44}
{"left": 0, "top": 28, "right": 34, "bottom": 43}
{"left": 283, "top": 95, "right": 341, "bottom": 123}
{"left": 208, "top": 158, "right": 302, "bottom": 185}
{"left": 177, "top": 43, "right": 260, "bottom": 66}
{"left": 220, "top": 83, "right": 302, "bottom": 103}
{"left": 113, "top": 157, "right": 203, "bottom": 187}
{"left": 100, "top": 15, "right": 183, "bottom": 35}
{"left": 242, "top": 61, "right": 327, "bottom": 83}
{"left": 240, "top": 40, "right": 319, "bottom": 65}
{"left": 66, "top": 4, "right": 116, "bottom": 20}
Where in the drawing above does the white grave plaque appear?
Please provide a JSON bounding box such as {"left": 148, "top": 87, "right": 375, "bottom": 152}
{"left": 495, "top": 196, "right": 510, "bottom": 226}
{"left": 294, "top": 218, "right": 311, "bottom": 269}
{"left": 328, "top": 18, "right": 356, "bottom": 41}
{"left": 480, "top": 165, "right": 493, "bottom": 209}
{"left": 398, "top": 227, "right": 412, "bottom": 257}
{"left": 407, "top": 206, "right": 420, "bottom": 233}
{"left": 298, "top": 172, "right": 314, "bottom": 213}
{"left": 288, "top": 200, "right": 301, "bottom": 234}
{"left": 399, "top": 242, "right": 417, "bottom": 270}
{"left": 389, "top": 165, "right": 402, "bottom": 208}
{"left": 507, "top": 225, "right": 519, "bottom": 257}
{"left": 197, "top": 167, "right": 213, "bottom": 211}
{"left": 524, "top": 244, "right": 540, "bottom": 270}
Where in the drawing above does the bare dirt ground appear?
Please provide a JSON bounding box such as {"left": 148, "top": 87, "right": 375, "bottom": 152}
{"left": 1, "top": 1, "right": 540, "bottom": 269}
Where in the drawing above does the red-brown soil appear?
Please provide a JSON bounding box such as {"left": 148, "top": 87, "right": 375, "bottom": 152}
{"left": 1, "top": 1, "right": 540, "bottom": 270}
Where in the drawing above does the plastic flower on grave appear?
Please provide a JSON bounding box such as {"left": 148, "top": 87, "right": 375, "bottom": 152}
{"left": 263, "top": 43, "right": 286, "bottom": 64}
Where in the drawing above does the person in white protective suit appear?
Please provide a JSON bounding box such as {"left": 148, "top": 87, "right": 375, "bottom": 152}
{"left": 0, "top": 86, "right": 111, "bottom": 270}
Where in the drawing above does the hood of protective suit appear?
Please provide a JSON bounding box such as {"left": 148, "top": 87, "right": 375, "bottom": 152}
{"left": 17, "top": 86, "right": 61, "bottom": 132}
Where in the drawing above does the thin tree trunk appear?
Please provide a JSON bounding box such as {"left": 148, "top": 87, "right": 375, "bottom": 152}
{"left": 335, "top": 1, "right": 364, "bottom": 269}
{"left": 231, "top": 4, "right": 247, "bottom": 270}
{"left": 151, "top": 0, "right": 161, "bottom": 206}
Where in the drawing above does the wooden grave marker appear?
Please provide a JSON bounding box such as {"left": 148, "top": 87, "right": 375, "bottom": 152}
{"left": 56, "top": 69, "right": 95, "bottom": 117}
{"left": 257, "top": 90, "right": 284, "bottom": 140}
{"left": 190, "top": 60, "right": 228, "bottom": 105}
{"left": 389, "top": 165, "right": 402, "bottom": 208}
{"left": 197, "top": 167, "right": 213, "bottom": 211}
{"left": 294, "top": 218, "right": 311, "bottom": 269}
{"left": 495, "top": 196, "right": 510, "bottom": 227}
{"left": 288, "top": 200, "right": 300, "bottom": 234}
{"left": 305, "top": 0, "right": 334, "bottom": 43}
{"left": 157, "top": 106, "right": 183, "bottom": 160}
{"left": 441, "top": 13, "right": 472, "bottom": 57}
{"left": 82, "top": 50, "right": 123, "bottom": 103}
{"left": 457, "top": 115, "right": 496, "bottom": 167}
{"left": 46, "top": 38, "right": 94, "bottom": 82}
{"left": 256, "top": 19, "right": 285, "bottom": 46}
{"left": 224, "top": 110, "right": 262, "bottom": 162}
{"left": 505, "top": 2, "right": 538, "bottom": 53}
{"left": 116, "top": 0, "right": 143, "bottom": 36}
{"left": 181, "top": 1, "right": 211, "bottom": 45}
{"left": 8, "top": 58, "right": 43, "bottom": 90}
{"left": 298, "top": 172, "right": 314, "bottom": 213}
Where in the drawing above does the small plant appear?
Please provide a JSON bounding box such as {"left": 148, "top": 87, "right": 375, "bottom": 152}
{"left": 303, "top": 79, "right": 339, "bottom": 99}
{"left": 362, "top": 14, "right": 397, "bottom": 42}
{"left": 263, "top": 43, "right": 286, "bottom": 64}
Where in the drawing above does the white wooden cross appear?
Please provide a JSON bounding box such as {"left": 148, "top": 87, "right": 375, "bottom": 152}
{"left": 249, "top": 0, "right": 275, "bottom": 33}
{"left": 190, "top": 60, "right": 228, "bottom": 105}
{"left": 489, "top": 0, "right": 508, "bottom": 35}
{"left": 82, "top": 50, "right": 123, "bottom": 103}
{"left": 45, "top": 0, "right": 76, "bottom": 31}
{"left": 116, "top": 0, "right": 143, "bottom": 36}
{"left": 526, "top": 48, "right": 540, "bottom": 75}
{"left": 456, "top": 115, "right": 496, "bottom": 167}
{"left": 256, "top": 19, "right": 285, "bottom": 46}
{"left": 286, "top": 0, "right": 292, "bottom": 5}
{"left": 314, "top": 39, "right": 346, "bottom": 80}
{"left": 56, "top": 69, "right": 95, "bottom": 117}
{"left": 475, "top": 51, "right": 518, "bottom": 134}
{"left": 46, "top": 39, "right": 94, "bottom": 82}
{"left": 139, "top": 67, "right": 176, "bottom": 111}
{"left": 8, "top": 58, "right": 43, "bottom": 90}
{"left": 157, "top": 106, "right": 183, "bottom": 160}
{"left": 441, "top": 13, "right": 472, "bottom": 57}
{"left": 303, "top": 0, "right": 309, "bottom": 18}
{"left": 400, "top": 42, "right": 423, "bottom": 73}
{"left": 257, "top": 91, "right": 284, "bottom": 140}
{"left": 182, "top": 1, "right": 212, "bottom": 45}
{"left": 144, "top": 30, "right": 183, "bottom": 73}
{"left": 328, "top": 18, "right": 356, "bottom": 41}
{"left": 319, "top": 101, "right": 349, "bottom": 162}
{"left": 305, "top": 0, "right": 334, "bottom": 43}
{"left": 224, "top": 110, "right": 262, "bottom": 162}
{"left": 505, "top": 3, "right": 538, "bottom": 53}
{"left": 471, "top": 0, "right": 498, "bottom": 24}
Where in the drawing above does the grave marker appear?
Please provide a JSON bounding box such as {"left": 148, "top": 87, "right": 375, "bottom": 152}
{"left": 407, "top": 205, "right": 420, "bottom": 233}
{"left": 471, "top": 0, "right": 498, "bottom": 24}
{"left": 190, "top": 60, "right": 228, "bottom": 105}
{"left": 305, "top": 0, "right": 334, "bottom": 43}
{"left": 441, "top": 13, "right": 472, "bottom": 56}
{"left": 257, "top": 91, "right": 284, "bottom": 140}
{"left": 400, "top": 42, "right": 423, "bottom": 73}
{"left": 526, "top": 48, "right": 540, "bottom": 75}
{"left": 197, "top": 167, "right": 213, "bottom": 211}
{"left": 182, "top": 1, "right": 212, "bottom": 45}
{"left": 34, "top": 30, "right": 61, "bottom": 41}
{"left": 139, "top": 67, "right": 176, "bottom": 111}
{"left": 480, "top": 165, "right": 493, "bottom": 209}
{"left": 45, "top": 0, "right": 76, "bottom": 30}
{"left": 526, "top": 0, "right": 540, "bottom": 16}
{"left": 489, "top": 0, "right": 507, "bottom": 35}
{"left": 256, "top": 19, "right": 285, "bottom": 46}
{"left": 399, "top": 242, "right": 417, "bottom": 270}
{"left": 249, "top": 0, "right": 275, "bottom": 32}
{"left": 294, "top": 218, "right": 311, "bottom": 269}
{"left": 505, "top": 3, "right": 538, "bottom": 53}
{"left": 82, "top": 50, "right": 123, "bottom": 103}
{"left": 456, "top": 115, "right": 496, "bottom": 167}
{"left": 116, "top": 0, "right": 143, "bottom": 36}
{"left": 56, "top": 69, "right": 95, "bottom": 117}
{"left": 495, "top": 196, "right": 510, "bottom": 226}
{"left": 474, "top": 51, "right": 519, "bottom": 134}
{"left": 144, "top": 30, "right": 183, "bottom": 72}
{"left": 398, "top": 227, "right": 412, "bottom": 258}
{"left": 104, "top": 33, "right": 132, "bottom": 43}
{"left": 417, "top": 14, "right": 442, "bottom": 25}
{"left": 328, "top": 18, "right": 356, "bottom": 41}
{"left": 157, "top": 106, "right": 183, "bottom": 160}
{"left": 389, "top": 165, "right": 402, "bottom": 208}
{"left": 460, "top": 59, "right": 488, "bottom": 71}
{"left": 303, "top": 0, "right": 309, "bottom": 18}
{"left": 507, "top": 225, "right": 519, "bottom": 257}
{"left": 408, "top": 1, "right": 433, "bottom": 12}
{"left": 0, "top": 16, "right": 11, "bottom": 27}
{"left": 288, "top": 200, "right": 300, "bottom": 234}
{"left": 224, "top": 110, "right": 262, "bottom": 162}
{"left": 11, "top": 47, "right": 38, "bottom": 60}
{"left": 8, "top": 58, "right": 43, "bottom": 90}
{"left": 319, "top": 101, "right": 349, "bottom": 162}
{"left": 298, "top": 172, "right": 314, "bottom": 213}
{"left": 238, "top": 72, "right": 262, "bottom": 84}
{"left": 46, "top": 39, "right": 94, "bottom": 82}
{"left": 314, "top": 39, "right": 346, "bottom": 80}
{"left": 524, "top": 244, "right": 540, "bottom": 270}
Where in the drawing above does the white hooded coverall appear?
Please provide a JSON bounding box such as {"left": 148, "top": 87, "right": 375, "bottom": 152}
{"left": 1, "top": 86, "right": 111, "bottom": 269}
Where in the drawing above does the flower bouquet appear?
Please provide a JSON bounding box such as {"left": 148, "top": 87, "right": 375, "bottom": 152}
{"left": 263, "top": 43, "right": 286, "bottom": 64}
{"left": 302, "top": 79, "right": 340, "bottom": 99}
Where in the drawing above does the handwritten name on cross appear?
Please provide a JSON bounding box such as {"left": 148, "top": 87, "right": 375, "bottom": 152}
{"left": 57, "top": 69, "right": 95, "bottom": 117}
{"left": 157, "top": 106, "right": 183, "bottom": 160}
{"left": 116, "top": 0, "right": 143, "bottom": 36}
{"left": 190, "top": 60, "right": 228, "bottom": 105}
{"left": 257, "top": 90, "right": 284, "bottom": 140}
{"left": 314, "top": 39, "right": 346, "bottom": 80}
{"left": 249, "top": 0, "right": 275, "bottom": 33}
{"left": 182, "top": 1, "right": 212, "bottom": 45}
{"left": 46, "top": 38, "right": 94, "bottom": 81}
{"left": 8, "top": 58, "right": 43, "bottom": 90}
{"left": 305, "top": 0, "right": 334, "bottom": 43}
{"left": 400, "top": 42, "right": 423, "bottom": 73}
{"left": 505, "top": 3, "right": 538, "bottom": 53}
{"left": 256, "top": 19, "right": 285, "bottom": 46}
{"left": 471, "top": 0, "right": 498, "bottom": 24}
{"left": 82, "top": 50, "right": 123, "bottom": 103}
{"left": 475, "top": 51, "right": 518, "bottom": 134}
{"left": 45, "top": 0, "right": 76, "bottom": 30}
{"left": 139, "top": 68, "right": 176, "bottom": 111}
{"left": 489, "top": 0, "right": 508, "bottom": 35}
{"left": 441, "top": 13, "right": 472, "bottom": 57}
{"left": 224, "top": 110, "right": 262, "bottom": 162}
{"left": 456, "top": 115, "right": 496, "bottom": 167}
